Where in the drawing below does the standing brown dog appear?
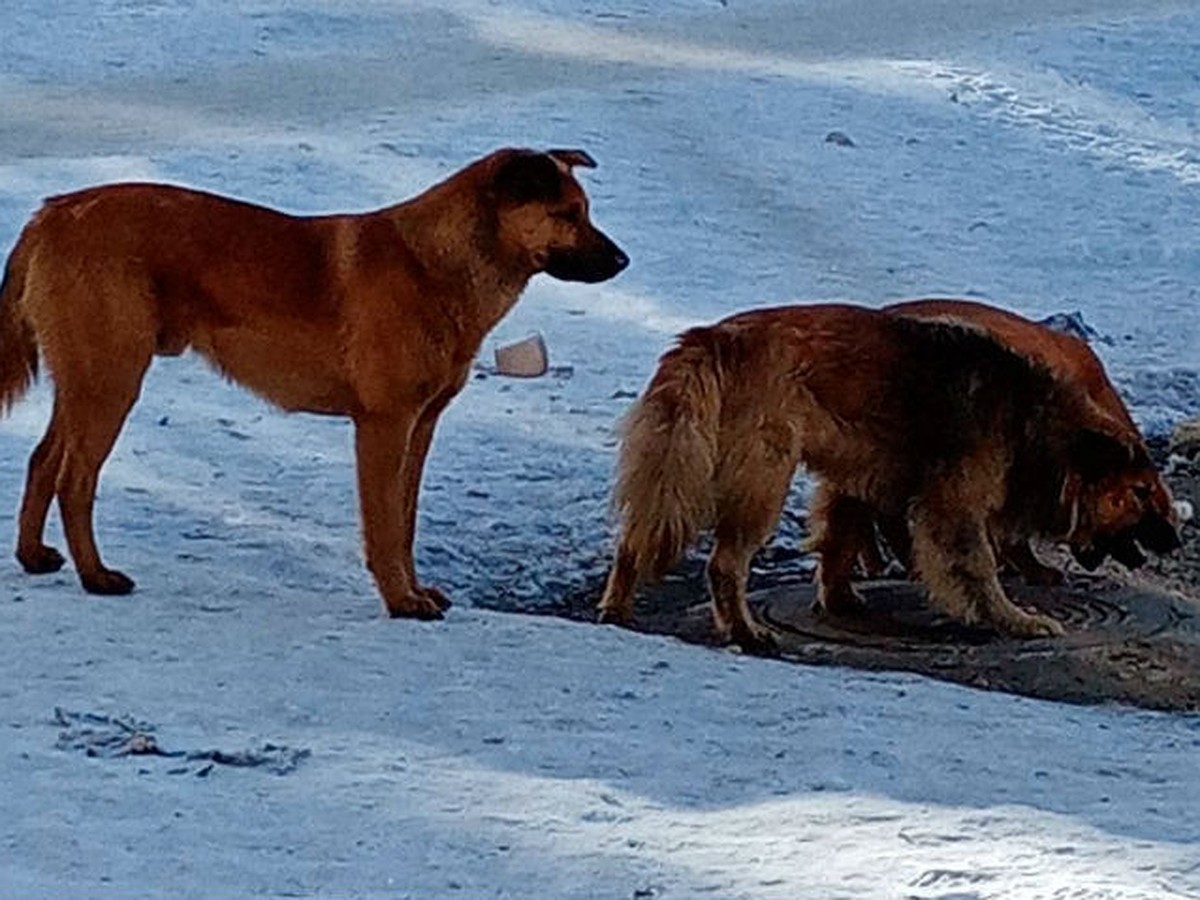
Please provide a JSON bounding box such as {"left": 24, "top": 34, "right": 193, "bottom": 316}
{"left": 0, "top": 148, "right": 627, "bottom": 617}
{"left": 811, "top": 298, "right": 1180, "bottom": 589}
{"left": 598, "top": 304, "right": 1166, "bottom": 652}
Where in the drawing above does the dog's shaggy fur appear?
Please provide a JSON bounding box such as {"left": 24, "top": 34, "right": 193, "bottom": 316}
{"left": 0, "top": 148, "right": 627, "bottom": 616}
{"left": 822, "top": 298, "right": 1180, "bottom": 587}
{"left": 598, "top": 303, "right": 1160, "bottom": 651}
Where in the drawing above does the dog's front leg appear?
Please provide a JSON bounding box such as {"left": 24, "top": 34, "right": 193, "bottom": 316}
{"left": 354, "top": 412, "right": 445, "bottom": 619}
{"left": 806, "top": 483, "right": 872, "bottom": 616}
{"left": 394, "top": 396, "right": 455, "bottom": 611}
{"left": 909, "top": 500, "right": 1064, "bottom": 639}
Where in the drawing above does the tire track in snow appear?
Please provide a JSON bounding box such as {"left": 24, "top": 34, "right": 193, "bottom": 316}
{"left": 468, "top": 7, "right": 1200, "bottom": 186}
{"left": 910, "top": 59, "right": 1200, "bottom": 185}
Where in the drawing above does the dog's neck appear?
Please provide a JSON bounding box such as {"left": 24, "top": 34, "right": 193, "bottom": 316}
{"left": 1004, "top": 450, "right": 1074, "bottom": 539}
{"left": 1002, "top": 387, "right": 1087, "bottom": 539}
{"left": 381, "top": 190, "right": 533, "bottom": 340}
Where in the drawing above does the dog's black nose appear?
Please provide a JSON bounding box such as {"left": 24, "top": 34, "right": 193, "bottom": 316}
{"left": 612, "top": 248, "right": 630, "bottom": 272}
{"left": 1136, "top": 512, "right": 1182, "bottom": 554}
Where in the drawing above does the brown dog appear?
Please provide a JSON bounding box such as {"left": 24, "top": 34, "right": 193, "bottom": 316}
{"left": 598, "top": 303, "right": 1165, "bottom": 652}
{"left": 0, "top": 147, "right": 627, "bottom": 617}
{"left": 812, "top": 298, "right": 1180, "bottom": 589}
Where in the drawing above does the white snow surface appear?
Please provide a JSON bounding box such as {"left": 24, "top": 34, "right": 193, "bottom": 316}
{"left": 2, "top": 1, "right": 1200, "bottom": 897}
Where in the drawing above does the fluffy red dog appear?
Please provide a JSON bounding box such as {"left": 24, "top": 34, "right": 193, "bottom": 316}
{"left": 810, "top": 298, "right": 1180, "bottom": 592}
{"left": 599, "top": 303, "right": 1175, "bottom": 652}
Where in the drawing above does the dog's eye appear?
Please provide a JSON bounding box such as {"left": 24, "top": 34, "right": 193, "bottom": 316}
{"left": 1133, "top": 484, "right": 1152, "bottom": 501}
{"left": 553, "top": 206, "right": 584, "bottom": 223}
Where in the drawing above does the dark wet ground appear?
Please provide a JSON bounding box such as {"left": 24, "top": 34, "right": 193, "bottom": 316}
{"left": 497, "top": 435, "right": 1200, "bottom": 713}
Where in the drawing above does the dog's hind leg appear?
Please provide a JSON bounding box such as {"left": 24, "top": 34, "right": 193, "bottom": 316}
{"left": 807, "top": 483, "right": 872, "bottom": 616}
{"left": 707, "top": 536, "right": 777, "bottom": 654}
{"left": 54, "top": 356, "right": 150, "bottom": 595}
{"left": 16, "top": 400, "right": 66, "bottom": 574}
{"left": 706, "top": 451, "right": 796, "bottom": 655}
{"left": 909, "top": 494, "right": 1064, "bottom": 638}
{"left": 598, "top": 541, "right": 639, "bottom": 626}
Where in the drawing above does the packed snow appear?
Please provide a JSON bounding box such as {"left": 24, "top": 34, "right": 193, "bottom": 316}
{"left": 2, "top": 1, "right": 1199, "bottom": 897}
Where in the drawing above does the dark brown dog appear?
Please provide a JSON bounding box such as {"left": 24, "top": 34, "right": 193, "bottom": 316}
{"left": 812, "top": 298, "right": 1179, "bottom": 590}
{"left": 0, "top": 148, "right": 627, "bottom": 617}
{"left": 598, "top": 303, "right": 1162, "bottom": 652}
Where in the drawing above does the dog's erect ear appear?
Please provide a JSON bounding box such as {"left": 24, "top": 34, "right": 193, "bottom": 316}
{"left": 547, "top": 148, "right": 597, "bottom": 169}
{"left": 493, "top": 152, "right": 564, "bottom": 205}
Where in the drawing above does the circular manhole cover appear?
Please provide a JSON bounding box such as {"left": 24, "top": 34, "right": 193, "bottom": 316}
{"left": 754, "top": 578, "right": 1189, "bottom": 653}
{"left": 742, "top": 578, "right": 1200, "bottom": 711}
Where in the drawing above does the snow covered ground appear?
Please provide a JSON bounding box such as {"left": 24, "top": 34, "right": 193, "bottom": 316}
{"left": 2, "top": 1, "right": 1200, "bottom": 896}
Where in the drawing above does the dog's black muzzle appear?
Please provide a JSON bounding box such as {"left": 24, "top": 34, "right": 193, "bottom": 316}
{"left": 1071, "top": 511, "right": 1181, "bottom": 572}
{"left": 544, "top": 230, "right": 629, "bottom": 283}
{"left": 1135, "top": 511, "right": 1182, "bottom": 554}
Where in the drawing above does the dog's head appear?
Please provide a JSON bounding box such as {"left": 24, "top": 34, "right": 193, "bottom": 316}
{"left": 489, "top": 148, "right": 628, "bottom": 283}
{"left": 1063, "top": 419, "right": 1181, "bottom": 570}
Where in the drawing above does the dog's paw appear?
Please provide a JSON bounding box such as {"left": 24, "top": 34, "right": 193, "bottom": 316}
{"left": 1029, "top": 611, "right": 1067, "bottom": 638}
{"left": 80, "top": 568, "right": 136, "bottom": 596}
{"left": 1002, "top": 608, "right": 1066, "bottom": 639}
{"left": 418, "top": 585, "right": 452, "bottom": 612}
{"left": 596, "top": 604, "right": 634, "bottom": 628}
{"left": 17, "top": 544, "right": 65, "bottom": 575}
{"left": 731, "top": 622, "right": 781, "bottom": 658}
{"left": 385, "top": 593, "right": 446, "bottom": 621}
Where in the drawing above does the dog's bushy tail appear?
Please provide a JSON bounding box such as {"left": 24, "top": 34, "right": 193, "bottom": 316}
{"left": 0, "top": 233, "right": 38, "bottom": 415}
{"left": 612, "top": 330, "right": 724, "bottom": 582}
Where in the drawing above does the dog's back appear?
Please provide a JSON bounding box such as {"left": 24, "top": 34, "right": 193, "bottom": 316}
{"left": 702, "top": 305, "right": 1064, "bottom": 499}
{"left": 611, "top": 303, "right": 1070, "bottom": 540}
{"left": 885, "top": 298, "right": 1137, "bottom": 432}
